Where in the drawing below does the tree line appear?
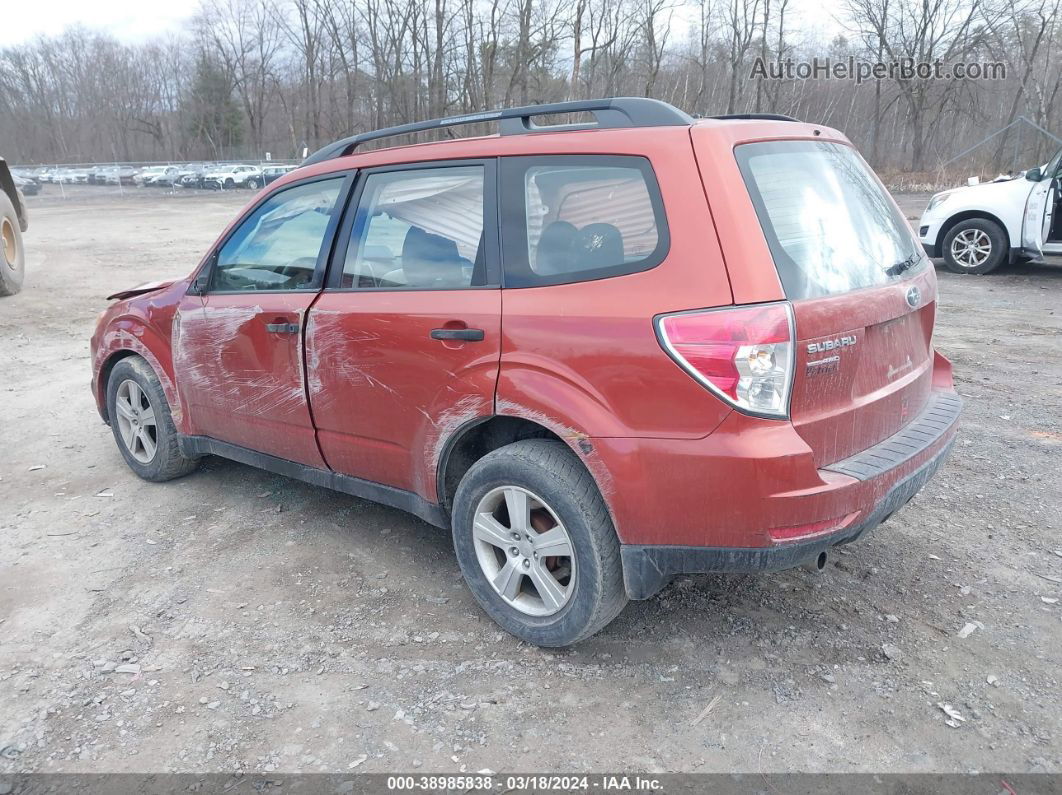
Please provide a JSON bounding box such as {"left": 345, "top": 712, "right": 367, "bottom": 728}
{"left": 0, "top": 0, "right": 1059, "bottom": 174}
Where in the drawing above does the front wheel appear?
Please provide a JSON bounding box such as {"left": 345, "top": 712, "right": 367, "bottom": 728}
{"left": 224, "top": 178, "right": 235, "bottom": 189}
{"left": 0, "top": 190, "right": 25, "bottom": 297}
{"left": 942, "top": 218, "right": 1007, "bottom": 274}
{"left": 451, "top": 439, "right": 627, "bottom": 647}
{"left": 106, "top": 357, "right": 198, "bottom": 482}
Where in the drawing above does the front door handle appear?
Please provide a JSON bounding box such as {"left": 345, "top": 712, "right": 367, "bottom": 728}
{"left": 430, "top": 328, "right": 484, "bottom": 342}
{"left": 265, "top": 322, "right": 300, "bottom": 334}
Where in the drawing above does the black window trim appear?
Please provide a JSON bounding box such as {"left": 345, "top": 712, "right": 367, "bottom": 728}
{"left": 498, "top": 154, "right": 670, "bottom": 289}
{"left": 323, "top": 157, "right": 502, "bottom": 292}
{"left": 192, "top": 169, "right": 357, "bottom": 296}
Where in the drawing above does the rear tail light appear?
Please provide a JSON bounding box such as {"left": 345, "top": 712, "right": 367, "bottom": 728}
{"left": 655, "top": 302, "right": 795, "bottom": 418}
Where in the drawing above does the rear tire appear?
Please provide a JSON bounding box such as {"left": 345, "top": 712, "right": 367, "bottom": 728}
{"left": 0, "top": 190, "right": 25, "bottom": 297}
{"left": 942, "top": 218, "right": 1007, "bottom": 274}
{"left": 451, "top": 439, "right": 627, "bottom": 647}
{"left": 106, "top": 357, "right": 198, "bottom": 482}
{"left": 247, "top": 177, "right": 261, "bottom": 189}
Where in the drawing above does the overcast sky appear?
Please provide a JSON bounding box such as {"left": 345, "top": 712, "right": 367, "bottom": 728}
{"left": 5, "top": 0, "right": 849, "bottom": 49}
{"left": 5, "top": 0, "right": 200, "bottom": 45}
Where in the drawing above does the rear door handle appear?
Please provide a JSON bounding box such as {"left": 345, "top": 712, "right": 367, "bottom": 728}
{"left": 430, "top": 328, "right": 484, "bottom": 342}
{"left": 265, "top": 322, "right": 300, "bottom": 334}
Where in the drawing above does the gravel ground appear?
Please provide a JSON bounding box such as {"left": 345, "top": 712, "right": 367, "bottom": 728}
{"left": 0, "top": 187, "right": 1059, "bottom": 775}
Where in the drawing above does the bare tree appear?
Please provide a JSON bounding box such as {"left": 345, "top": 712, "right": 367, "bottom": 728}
{"left": 1, "top": 0, "right": 1060, "bottom": 174}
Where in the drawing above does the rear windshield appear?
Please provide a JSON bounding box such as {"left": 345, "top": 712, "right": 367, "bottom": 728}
{"left": 735, "top": 141, "right": 925, "bottom": 300}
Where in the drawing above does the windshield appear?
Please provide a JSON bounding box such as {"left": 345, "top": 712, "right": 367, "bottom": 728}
{"left": 736, "top": 140, "right": 924, "bottom": 300}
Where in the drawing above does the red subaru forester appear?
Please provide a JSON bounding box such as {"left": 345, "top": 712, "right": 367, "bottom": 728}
{"left": 91, "top": 98, "right": 961, "bottom": 646}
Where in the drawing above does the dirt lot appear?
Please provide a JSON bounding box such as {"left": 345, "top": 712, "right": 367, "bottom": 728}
{"left": 1, "top": 186, "right": 1060, "bottom": 775}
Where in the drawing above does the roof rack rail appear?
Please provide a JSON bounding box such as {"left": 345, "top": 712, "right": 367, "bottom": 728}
{"left": 302, "top": 97, "right": 693, "bottom": 166}
{"left": 709, "top": 113, "right": 801, "bottom": 122}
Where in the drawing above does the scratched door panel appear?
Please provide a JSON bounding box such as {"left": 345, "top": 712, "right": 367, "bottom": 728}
{"left": 174, "top": 292, "right": 325, "bottom": 467}
{"left": 305, "top": 290, "right": 502, "bottom": 500}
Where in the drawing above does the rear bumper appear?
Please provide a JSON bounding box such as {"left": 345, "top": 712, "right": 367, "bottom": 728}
{"left": 621, "top": 432, "right": 956, "bottom": 598}
{"left": 611, "top": 370, "right": 962, "bottom": 599}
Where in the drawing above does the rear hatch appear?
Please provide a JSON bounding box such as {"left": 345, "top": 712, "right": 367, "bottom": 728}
{"left": 734, "top": 140, "right": 934, "bottom": 466}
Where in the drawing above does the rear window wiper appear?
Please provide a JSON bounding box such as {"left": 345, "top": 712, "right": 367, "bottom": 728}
{"left": 885, "top": 253, "right": 920, "bottom": 277}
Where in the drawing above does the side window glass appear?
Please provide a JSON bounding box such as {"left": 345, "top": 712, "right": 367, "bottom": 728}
{"left": 342, "top": 166, "right": 484, "bottom": 289}
{"left": 501, "top": 157, "right": 668, "bottom": 287}
{"left": 211, "top": 178, "right": 343, "bottom": 292}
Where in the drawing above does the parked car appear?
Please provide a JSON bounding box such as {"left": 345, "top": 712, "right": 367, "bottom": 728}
{"left": 1, "top": 157, "right": 29, "bottom": 296}
{"left": 11, "top": 170, "right": 41, "bottom": 191}
{"left": 88, "top": 166, "right": 118, "bottom": 184}
{"left": 177, "top": 172, "right": 203, "bottom": 189}
{"left": 113, "top": 166, "right": 139, "bottom": 185}
{"left": 91, "top": 98, "right": 961, "bottom": 646}
{"left": 171, "top": 164, "right": 207, "bottom": 188}
{"left": 145, "top": 166, "right": 182, "bottom": 187}
{"left": 133, "top": 166, "right": 171, "bottom": 186}
{"left": 249, "top": 164, "right": 299, "bottom": 189}
{"left": 12, "top": 174, "right": 40, "bottom": 197}
{"left": 920, "top": 147, "right": 1062, "bottom": 274}
{"left": 202, "top": 164, "right": 262, "bottom": 190}
{"left": 177, "top": 169, "right": 205, "bottom": 188}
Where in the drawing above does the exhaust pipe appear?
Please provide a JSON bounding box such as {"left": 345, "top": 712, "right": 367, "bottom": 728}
{"left": 804, "top": 550, "right": 829, "bottom": 573}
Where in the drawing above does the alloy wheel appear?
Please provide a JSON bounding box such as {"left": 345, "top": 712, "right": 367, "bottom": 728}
{"left": 472, "top": 486, "right": 576, "bottom": 617}
{"left": 114, "top": 379, "right": 158, "bottom": 464}
{"left": 950, "top": 228, "right": 992, "bottom": 268}
{"left": 1, "top": 217, "right": 15, "bottom": 266}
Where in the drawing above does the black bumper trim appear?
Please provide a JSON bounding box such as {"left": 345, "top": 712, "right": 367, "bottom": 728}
{"left": 922, "top": 242, "right": 939, "bottom": 258}
{"left": 823, "top": 392, "right": 962, "bottom": 481}
{"left": 620, "top": 434, "right": 957, "bottom": 600}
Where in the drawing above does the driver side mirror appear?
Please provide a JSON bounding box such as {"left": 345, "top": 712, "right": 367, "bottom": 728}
{"left": 1025, "top": 167, "right": 1043, "bottom": 182}
{"left": 188, "top": 253, "right": 216, "bottom": 295}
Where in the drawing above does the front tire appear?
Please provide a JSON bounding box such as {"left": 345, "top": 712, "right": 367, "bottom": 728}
{"left": 942, "top": 218, "right": 1007, "bottom": 274}
{"left": 224, "top": 178, "right": 235, "bottom": 190}
{"left": 106, "top": 357, "right": 198, "bottom": 482}
{"left": 0, "top": 190, "right": 26, "bottom": 297}
{"left": 451, "top": 439, "right": 627, "bottom": 646}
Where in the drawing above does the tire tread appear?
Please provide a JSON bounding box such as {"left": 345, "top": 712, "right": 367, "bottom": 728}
{"left": 453, "top": 439, "right": 627, "bottom": 646}
{"left": 108, "top": 356, "right": 198, "bottom": 482}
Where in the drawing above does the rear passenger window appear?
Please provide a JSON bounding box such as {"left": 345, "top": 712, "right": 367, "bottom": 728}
{"left": 500, "top": 156, "right": 668, "bottom": 287}
{"left": 342, "top": 166, "right": 486, "bottom": 289}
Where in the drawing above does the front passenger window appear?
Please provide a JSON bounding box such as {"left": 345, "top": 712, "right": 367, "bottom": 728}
{"left": 211, "top": 178, "right": 344, "bottom": 292}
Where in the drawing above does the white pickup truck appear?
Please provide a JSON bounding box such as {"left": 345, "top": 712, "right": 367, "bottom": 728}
{"left": 919, "top": 146, "right": 1061, "bottom": 274}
